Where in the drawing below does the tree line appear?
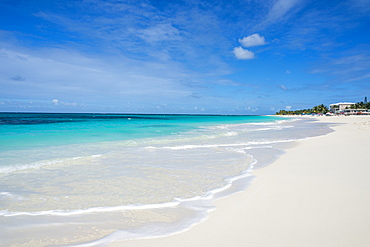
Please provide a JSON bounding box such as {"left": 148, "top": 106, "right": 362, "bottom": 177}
{"left": 275, "top": 104, "right": 329, "bottom": 115}
{"left": 275, "top": 101, "right": 370, "bottom": 115}
{"left": 349, "top": 101, "right": 370, "bottom": 109}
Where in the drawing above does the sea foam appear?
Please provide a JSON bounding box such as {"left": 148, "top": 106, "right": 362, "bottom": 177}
{"left": 0, "top": 114, "right": 333, "bottom": 246}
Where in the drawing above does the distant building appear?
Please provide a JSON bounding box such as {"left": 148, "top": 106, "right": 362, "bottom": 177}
{"left": 342, "top": 109, "right": 369, "bottom": 115}
{"left": 329, "top": 102, "right": 355, "bottom": 113}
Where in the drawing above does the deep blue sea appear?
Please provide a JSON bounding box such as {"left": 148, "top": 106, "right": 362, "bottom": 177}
{"left": 0, "top": 113, "right": 332, "bottom": 246}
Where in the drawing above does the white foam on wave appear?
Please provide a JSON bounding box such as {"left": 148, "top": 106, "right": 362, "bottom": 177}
{"left": 206, "top": 117, "right": 297, "bottom": 129}
{"left": 63, "top": 205, "right": 213, "bottom": 247}
{"left": 0, "top": 192, "right": 14, "bottom": 198}
{"left": 224, "top": 131, "right": 238, "bottom": 136}
{"left": 148, "top": 138, "right": 300, "bottom": 151}
{"left": 91, "top": 154, "right": 102, "bottom": 158}
{"left": 1, "top": 151, "right": 258, "bottom": 247}
{"left": 2, "top": 116, "right": 325, "bottom": 246}
{"left": 0, "top": 157, "right": 82, "bottom": 174}
{"left": 1, "top": 156, "right": 256, "bottom": 218}
{"left": 0, "top": 200, "right": 181, "bottom": 217}
{"left": 61, "top": 157, "right": 258, "bottom": 247}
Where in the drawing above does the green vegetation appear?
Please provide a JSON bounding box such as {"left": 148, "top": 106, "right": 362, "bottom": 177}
{"left": 276, "top": 101, "right": 370, "bottom": 115}
{"left": 350, "top": 101, "right": 370, "bottom": 109}
{"left": 275, "top": 104, "right": 329, "bottom": 115}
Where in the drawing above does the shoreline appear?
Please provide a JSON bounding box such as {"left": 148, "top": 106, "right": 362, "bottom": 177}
{"left": 111, "top": 116, "right": 370, "bottom": 247}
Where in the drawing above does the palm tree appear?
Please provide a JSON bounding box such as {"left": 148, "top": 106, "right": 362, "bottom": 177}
{"left": 312, "top": 104, "right": 329, "bottom": 114}
{"left": 351, "top": 102, "right": 365, "bottom": 109}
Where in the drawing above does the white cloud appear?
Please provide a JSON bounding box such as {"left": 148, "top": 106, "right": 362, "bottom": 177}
{"left": 238, "top": 34, "right": 267, "bottom": 47}
{"left": 137, "top": 23, "right": 181, "bottom": 43}
{"left": 51, "top": 99, "right": 81, "bottom": 107}
{"left": 285, "top": 105, "right": 292, "bottom": 110}
{"left": 233, "top": 47, "right": 255, "bottom": 60}
{"left": 279, "top": 85, "right": 287, "bottom": 90}
{"left": 265, "top": 0, "right": 301, "bottom": 23}
{"left": 245, "top": 106, "right": 258, "bottom": 112}
{"left": 0, "top": 46, "right": 193, "bottom": 107}
{"left": 311, "top": 53, "right": 370, "bottom": 84}
{"left": 344, "top": 73, "right": 370, "bottom": 83}
{"left": 255, "top": 0, "right": 304, "bottom": 29}
{"left": 350, "top": 0, "right": 370, "bottom": 13}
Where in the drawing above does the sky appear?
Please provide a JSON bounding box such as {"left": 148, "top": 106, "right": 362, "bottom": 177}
{"left": 1, "top": 0, "right": 370, "bottom": 114}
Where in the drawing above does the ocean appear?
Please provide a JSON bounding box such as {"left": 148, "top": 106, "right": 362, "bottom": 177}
{"left": 0, "top": 113, "right": 333, "bottom": 246}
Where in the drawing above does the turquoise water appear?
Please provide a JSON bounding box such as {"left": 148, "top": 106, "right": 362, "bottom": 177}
{"left": 0, "top": 113, "right": 332, "bottom": 246}
{"left": 0, "top": 113, "right": 279, "bottom": 150}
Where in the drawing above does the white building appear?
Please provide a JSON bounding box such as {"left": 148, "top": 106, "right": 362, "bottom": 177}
{"left": 329, "top": 102, "right": 355, "bottom": 113}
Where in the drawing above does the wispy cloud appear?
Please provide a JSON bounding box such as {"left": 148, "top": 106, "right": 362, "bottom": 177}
{"left": 350, "top": 0, "right": 370, "bottom": 13}
{"left": 312, "top": 53, "right": 370, "bottom": 81}
{"left": 0, "top": 47, "right": 190, "bottom": 102}
{"left": 263, "top": 0, "right": 304, "bottom": 25}
{"left": 2, "top": 1, "right": 249, "bottom": 113}
{"left": 278, "top": 85, "right": 288, "bottom": 90}
{"left": 33, "top": 0, "right": 235, "bottom": 75}
{"left": 1, "top": 0, "right": 369, "bottom": 113}
{"left": 137, "top": 23, "right": 181, "bottom": 43}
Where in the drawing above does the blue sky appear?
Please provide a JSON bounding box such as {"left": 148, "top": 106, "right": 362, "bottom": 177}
{"left": 1, "top": 0, "right": 369, "bottom": 114}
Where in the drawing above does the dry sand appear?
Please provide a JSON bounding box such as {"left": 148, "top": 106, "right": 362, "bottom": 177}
{"left": 111, "top": 116, "right": 370, "bottom": 247}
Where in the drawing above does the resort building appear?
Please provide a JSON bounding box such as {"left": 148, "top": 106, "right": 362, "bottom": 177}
{"left": 329, "top": 102, "right": 355, "bottom": 113}
{"left": 342, "top": 109, "right": 370, "bottom": 115}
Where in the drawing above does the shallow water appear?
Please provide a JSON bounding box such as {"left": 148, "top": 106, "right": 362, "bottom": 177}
{"left": 0, "top": 113, "right": 332, "bottom": 246}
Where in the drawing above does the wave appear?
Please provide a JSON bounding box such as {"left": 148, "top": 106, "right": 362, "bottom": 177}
{"left": 1, "top": 155, "right": 257, "bottom": 218}
{"left": 0, "top": 200, "right": 181, "bottom": 217}
{"left": 147, "top": 138, "right": 303, "bottom": 150}
{"left": 1, "top": 116, "right": 334, "bottom": 246}
{"left": 60, "top": 158, "right": 258, "bottom": 247}
{"left": 0, "top": 157, "right": 82, "bottom": 174}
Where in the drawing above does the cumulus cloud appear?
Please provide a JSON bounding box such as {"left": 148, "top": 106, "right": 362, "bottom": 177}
{"left": 233, "top": 33, "right": 267, "bottom": 60}
{"left": 233, "top": 47, "right": 255, "bottom": 60}
{"left": 238, "top": 34, "right": 267, "bottom": 47}
{"left": 52, "top": 99, "right": 80, "bottom": 107}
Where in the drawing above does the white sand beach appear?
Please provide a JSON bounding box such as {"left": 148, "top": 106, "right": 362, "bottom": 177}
{"left": 112, "top": 116, "right": 370, "bottom": 247}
